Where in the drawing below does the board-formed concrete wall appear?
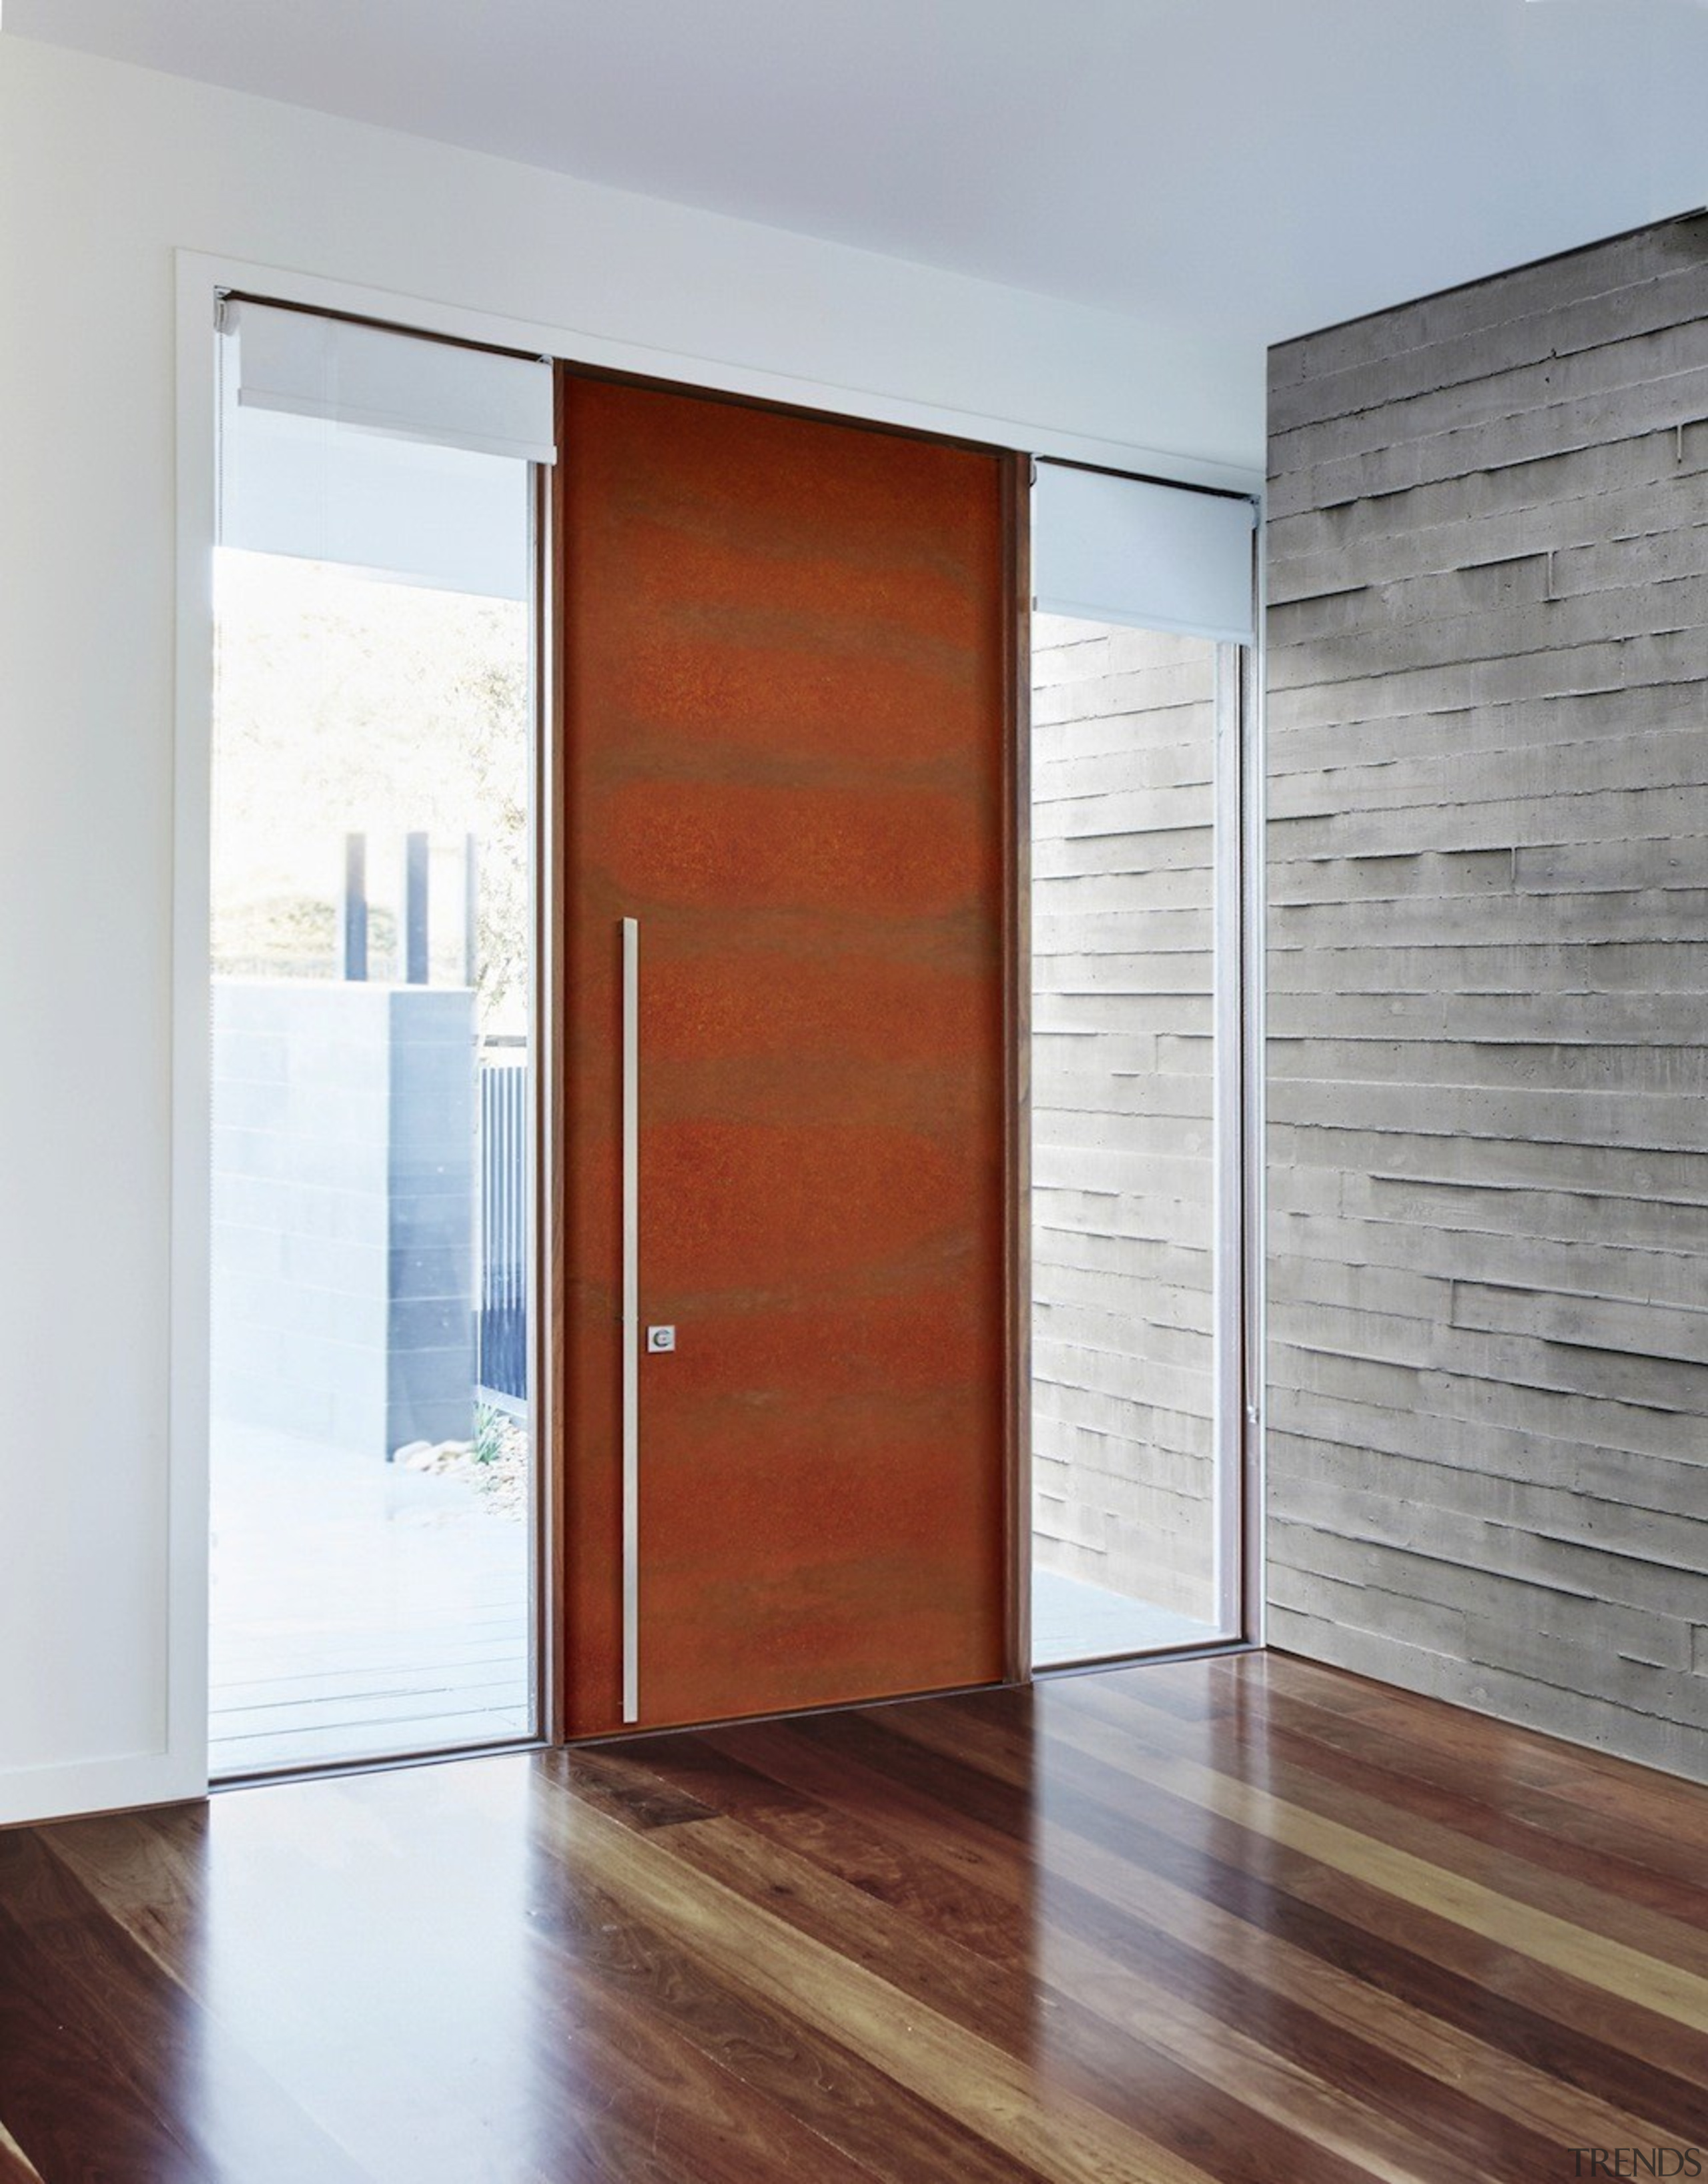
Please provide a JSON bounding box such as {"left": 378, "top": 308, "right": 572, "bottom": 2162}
{"left": 1031, "top": 613, "right": 1218, "bottom": 1624}
{"left": 1266, "top": 213, "right": 1708, "bottom": 1782}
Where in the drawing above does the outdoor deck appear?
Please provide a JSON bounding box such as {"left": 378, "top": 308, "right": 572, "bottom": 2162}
{"left": 1030, "top": 1568, "right": 1218, "bottom": 1665}
{"left": 209, "top": 1426, "right": 534, "bottom": 1776}
{"left": 210, "top": 1430, "right": 1212, "bottom": 1775}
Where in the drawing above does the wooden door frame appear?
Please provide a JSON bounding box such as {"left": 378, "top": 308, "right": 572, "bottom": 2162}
{"left": 536, "top": 436, "right": 569, "bottom": 1746}
{"left": 543, "top": 360, "right": 1035, "bottom": 1738}
{"left": 1001, "top": 454, "right": 1033, "bottom": 1689}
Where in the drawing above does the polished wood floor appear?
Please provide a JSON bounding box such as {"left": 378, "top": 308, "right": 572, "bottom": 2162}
{"left": 2, "top": 1651, "right": 1705, "bottom": 2181}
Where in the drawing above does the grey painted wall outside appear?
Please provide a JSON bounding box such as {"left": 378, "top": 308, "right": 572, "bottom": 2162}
{"left": 1032, "top": 612, "right": 1219, "bottom": 1623}
{"left": 1266, "top": 213, "right": 1708, "bottom": 1782}
{"left": 211, "top": 980, "right": 477, "bottom": 1456}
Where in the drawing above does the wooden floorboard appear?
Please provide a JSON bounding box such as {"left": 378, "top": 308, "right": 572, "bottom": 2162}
{"left": 3, "top": 1651, "right": 1707, "bottom": 2181}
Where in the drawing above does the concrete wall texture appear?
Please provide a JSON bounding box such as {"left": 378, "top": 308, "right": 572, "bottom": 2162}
{"left": 211, "top": 981, "right": 476, "bottom": 1457}
{"left": 1266, "top": 213, "right": 1708, "bottom": 1782}
{"left": 1031, "top": 612, "right": 1219, "bottom": 1623}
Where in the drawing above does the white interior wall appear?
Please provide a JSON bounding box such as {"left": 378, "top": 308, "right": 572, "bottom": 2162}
{"left": 0, "top": 33, "right": 1262, "bottom": 1825}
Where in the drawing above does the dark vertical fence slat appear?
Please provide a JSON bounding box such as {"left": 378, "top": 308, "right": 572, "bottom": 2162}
{"left": 342, "top": 832, "right": 368, "bottom": 981}
{"left": 476, "top": 1055, "right": 528, "bottom": 1404}
{"left": 405, "top": 831, "right": 430, "bottom": 986}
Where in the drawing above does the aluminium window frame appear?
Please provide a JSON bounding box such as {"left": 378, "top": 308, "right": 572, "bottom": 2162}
{"left": 1023, "top": 463, "right": 1265, "bottom": 1674}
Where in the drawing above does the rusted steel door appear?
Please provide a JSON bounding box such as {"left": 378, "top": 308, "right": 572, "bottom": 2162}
{"left": 557, "top": 370, "right": 1015, "bottom": 1734}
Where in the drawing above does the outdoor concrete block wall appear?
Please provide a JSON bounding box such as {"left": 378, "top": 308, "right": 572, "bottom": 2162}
{"left": 1032, "top": 612, "right": 1218, "bottom": 1622}
{"left": 1266, "top": 213, "right": 1708, "bottom": 1781}
{"left": 211, "top": 980, "right": 477, "bottom": 1458}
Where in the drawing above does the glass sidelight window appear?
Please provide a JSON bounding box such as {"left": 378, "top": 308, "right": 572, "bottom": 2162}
{"left": 1029, "top": 464, "right": 1258, "bottom": 1668}
{"left": 206, "top": 304, "right": 554, "bottom": 1775}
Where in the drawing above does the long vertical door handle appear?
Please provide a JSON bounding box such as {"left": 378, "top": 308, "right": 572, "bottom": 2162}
{"left": 620, "top": 916, "right": 640, "bottom": 1724}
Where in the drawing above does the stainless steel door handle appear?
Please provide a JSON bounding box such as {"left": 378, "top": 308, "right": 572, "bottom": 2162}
{"left": 621, "top": 915, "right": 639, "bottom": 1724}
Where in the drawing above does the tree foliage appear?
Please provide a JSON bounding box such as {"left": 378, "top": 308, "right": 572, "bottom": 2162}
{"left": 211, "top": 550, "right": 532, "bottom": 1033}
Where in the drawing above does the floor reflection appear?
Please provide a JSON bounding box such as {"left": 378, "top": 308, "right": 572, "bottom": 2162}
{"left": 11, "top": 1657, "right": 1704, "bottom": 2182}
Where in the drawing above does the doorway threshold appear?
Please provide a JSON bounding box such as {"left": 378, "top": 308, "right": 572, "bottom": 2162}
{"left": 211, "top": 1734, "right": 548, "bottom": 1796}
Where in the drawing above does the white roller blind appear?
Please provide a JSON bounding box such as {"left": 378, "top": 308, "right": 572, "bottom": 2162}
{"left": 1033, "top": 462, "right": 1255, "bottom": 644}
{"left": 220, "top": 404, "right": 534, "bottom": 600}
{"left": 228, "top": 300, "right": 556, "bottom": 466}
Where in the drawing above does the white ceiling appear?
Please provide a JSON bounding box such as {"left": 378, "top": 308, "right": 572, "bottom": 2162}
{"left": 9, "top": 0, "right": 1708, "bottom": 345}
